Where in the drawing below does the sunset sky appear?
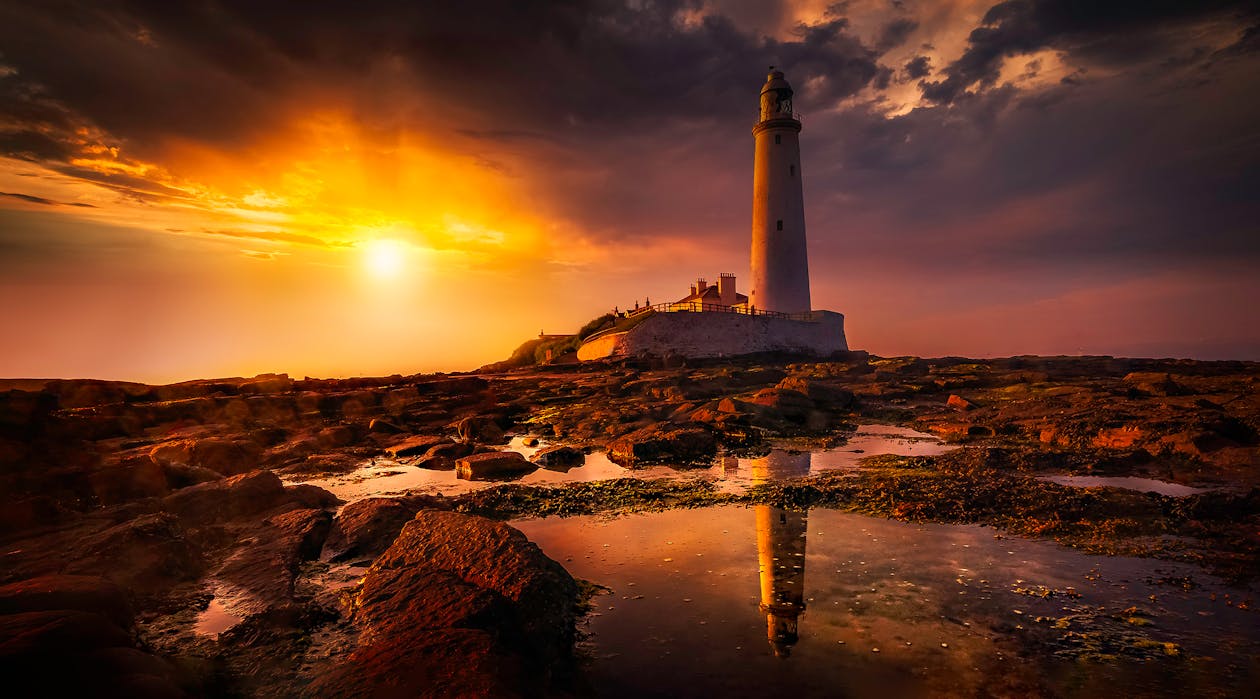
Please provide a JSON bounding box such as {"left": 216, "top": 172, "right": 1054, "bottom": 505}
{"left": 1, "top": 0, "right": 1258, "bottom": 383}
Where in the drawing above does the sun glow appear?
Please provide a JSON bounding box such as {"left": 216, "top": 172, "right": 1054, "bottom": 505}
{"left": 363, "top": 238, "right": 407, "bottom": 279}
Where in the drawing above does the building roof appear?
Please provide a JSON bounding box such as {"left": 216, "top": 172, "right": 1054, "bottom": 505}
{"left": 674, "top": 285, "right": 749, "bottom": 305}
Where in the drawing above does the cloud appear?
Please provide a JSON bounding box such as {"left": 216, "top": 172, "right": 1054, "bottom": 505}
{"left": 920, "top": 0, "right": 1260, "bottom": 104}
{"left": 0, "top": 190, "right": 95, "bottom": 207}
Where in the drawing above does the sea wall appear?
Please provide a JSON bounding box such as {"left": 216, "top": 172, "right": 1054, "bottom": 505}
{"left": 576, "top": 310, "right": 847, "bottom": 361}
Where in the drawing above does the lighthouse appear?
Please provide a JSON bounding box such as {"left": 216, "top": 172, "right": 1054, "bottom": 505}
{"left": 750, "top": 68, "right": 811, "bottom": 315}
{"left": 574, "top": 68, "right": 848, "bottom": 363}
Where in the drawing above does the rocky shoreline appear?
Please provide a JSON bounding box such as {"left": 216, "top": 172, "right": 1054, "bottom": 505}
{"left": 1, "top": 353, "right": 1257, "bottom": 696}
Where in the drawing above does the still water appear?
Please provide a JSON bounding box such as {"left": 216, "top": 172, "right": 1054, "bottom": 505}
{"left": 284, "top": 425, "right": 953, "bottom": 502}
{"left": 518, "top": 505, "right": 1259, "bottom": 698}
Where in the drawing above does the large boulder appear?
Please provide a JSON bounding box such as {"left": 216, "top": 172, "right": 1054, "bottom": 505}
{"left": 214, "top": 508, "right": 332, "bottom": 607}
{"left": 607, "top": 425, "right": 717, "bottom": 466}
{"left": 0, "top": 609, "right": 189, "bottom": 697}
{"left": 309, "top": 510, "right": 577, "bottom": 698}
{"left": 455, "top": 451, "right": 537, "bottom": 481}
{"left": 456, "top": 416, "right": 507, "bottom": 445}
{"left": 531, "top": 446, "right": 585, "bottom": 471}
{"left": 0, "top": 575, "right": 133, "bottom": 629}
{"left": 322, "top": 497, "right": 436, "bottom": 562}
{"left": 160, "top": 471, "right": 328, "bottom": 526}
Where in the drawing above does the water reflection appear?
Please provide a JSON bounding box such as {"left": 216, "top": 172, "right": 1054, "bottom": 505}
{"left": 751, "top": 452, "right": 810, "bottom": 657}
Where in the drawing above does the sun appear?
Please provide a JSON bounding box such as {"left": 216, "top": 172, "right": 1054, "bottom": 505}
{"left": 363, "top": 239, "right": 406, "bottom": 279}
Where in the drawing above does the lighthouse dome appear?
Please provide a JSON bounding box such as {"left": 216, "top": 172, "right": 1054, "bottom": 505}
{"left": 761, "top": 69, "right": 792, "bottom": 95}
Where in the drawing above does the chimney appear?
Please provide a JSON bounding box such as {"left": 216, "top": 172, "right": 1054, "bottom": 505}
{"left": 690, "top": 284, "right": 697, "bottom": 296}
{"left": 696, "top": 278, "right": 708, "bottom": 293}
{"left": 718, "top": 273, "right": 736, "bottom": 306}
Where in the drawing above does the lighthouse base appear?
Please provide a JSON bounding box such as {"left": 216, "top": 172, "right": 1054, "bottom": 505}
{"left": 576, "top": 310, "right": 847, "bottom": 362}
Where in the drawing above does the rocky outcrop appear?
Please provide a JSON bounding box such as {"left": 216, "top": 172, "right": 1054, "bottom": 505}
{"left": 607, "top": 425, "right": 717, "bottom": 466}
{"left": 531, "top": 445, "right": 585, "bottom": 470}
{"left": 322, "top": 496, "right": 439, "bottom": 562}
{"left": 309, "top": 510, "right": 578, "bottom": 698}
{"left": 456, "top": 451, "right": 537, "bottom": 480}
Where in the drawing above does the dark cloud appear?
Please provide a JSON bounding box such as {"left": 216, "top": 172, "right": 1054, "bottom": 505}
{"left": 0, "top": 191, "right": 96, "bottom": 207}
{"left": 921, "top": 0, "right": 1260, "bottom": 104}
{"left": 875, "top": 17, "right": 918, "bottom": 52}
{"left": 902, "top": 55, "right": 931, "bottom": 80}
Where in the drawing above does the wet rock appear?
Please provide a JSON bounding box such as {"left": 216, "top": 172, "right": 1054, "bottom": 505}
{"left": 947, "top": 394, "right": 976, "bottom": 411}
{"left": 457, "top": 416, "right": 507, "bottom": 444}
{"left": 426, "top": 440, "right": 475, "bottom": 459}
{"left": 414, "top": 454, "right": 455, "bottom": 470}
{"left": 607, "top": 425, "right": 716, "bottom": 466}
{"left": 456, "top": 451, "right": 537, "bottom": 480}
{"left": 521, "top": 437, "right": 540, "bottom": 447}
{"left": 322, "top": 496, "right": 440, "bottom": 562}
{"left": 367, "top": 417, "right": 403, "bottom": 434}
{"left": 215, "top": 508, "right": 332, "bottom": 606}
{"left": 531, "top": 445, "right": 585, "bottom": 470}
{"left": 386, "top": 434, "right": 450, "bottom": 458}
{"left": 310, "top": 510, "right": 577, "bottom": 697}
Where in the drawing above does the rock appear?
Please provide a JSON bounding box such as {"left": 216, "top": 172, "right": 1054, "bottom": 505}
{"left": 367, "top": 418, "right": 403, "bottom": 434}
{"left": 238, "top": 373, "right": 293, "bottom": 394}
{"left": 1092, "top": 426, "right": 1145, "bottom": 449}
{"left": 455, "top": 451, "right": 537, "bottom": 481}
{"left": 777, "top": 377, "right": 855, "bottom": 407}
{"left": 521, "top": 437, "right": 539, "bottom": 447}
{"left": 0, "top": 575, "right": 134, "bottom": 629}
{"left": 317, "top": 425, "right": 358, "bottom": 449}
{"left": 425, "top": 441, "right": 475, "bottom": 459}
{"left": 456, "top": 416, "right": 507, "bottom": 444}
{"left": 149, "top": 436, "right": 263, "bottom": 476}
{"left": 161, "top": 470, "right": 291, "bottom": 526}
{"left": 310, "top": 510, "right": 576, "bottom": 697}
{"left": 947, "top": 394, "right": 976, "bottom": 411}
{"left": 214, "top": 508, "right": 332, "bottom": 606}
{"left": 322, "top": 497, "right": 436, "bottom": 562}
{"left": 607, "top": 425, "right": 716, "bottom": 466}
{"left": 414, "top": 454, "right": 455, "bottom": 470}
{"left": 63, "top": 513, "right": 204, "bottom": 594}
{"left": 88, "top": 456, "right": 173, "bottom": 505}
{"left": 1122, "top": 372, "right": 1185, "bottom": 396}
{"left": 386, "top": 434, "right": 451, "bottom": 458}
{"left": 748, "top": 387, "right": 814, "bottom": 420}
{"left": 531, "top": 446, "right": 585, "bottom": 470}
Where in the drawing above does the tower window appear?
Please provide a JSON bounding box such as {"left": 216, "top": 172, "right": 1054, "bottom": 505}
{"left": 775, "top": 134, "right": 781, "bottom": 145}
{"left": 789, "top": 164, "right": 795, "bottom": 176}
{"left": 776, "top": 220, "right": 783, "bottom": 231}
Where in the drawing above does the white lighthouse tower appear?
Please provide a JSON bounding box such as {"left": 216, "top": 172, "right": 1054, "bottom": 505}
{"left": 750, "top": 68, "right": 811, "bottom": 315}
{"left": 574, "top": 68, "right": 848, "bottom": 363}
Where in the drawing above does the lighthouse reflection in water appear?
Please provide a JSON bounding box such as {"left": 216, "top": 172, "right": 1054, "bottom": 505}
{"left": 750, "top": 451, "right": 811, "bottom": 657}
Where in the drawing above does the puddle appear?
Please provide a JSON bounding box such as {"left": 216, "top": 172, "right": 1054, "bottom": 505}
{"left": 1038, "top": 475, "right": 1211, "bottom": 497}
{"left": 284, "top": 426, "right": 954, "bottom": 503}
{"left": 193, "top": 594, "right": 246, "bottom": 638}
{"left": 516, "top": 506, "right": 1259, "bottom": 698}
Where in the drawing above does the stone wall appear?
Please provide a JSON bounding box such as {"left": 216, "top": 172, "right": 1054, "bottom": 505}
{"left": 576, "top": 310, "right": 847, "bottom": 361}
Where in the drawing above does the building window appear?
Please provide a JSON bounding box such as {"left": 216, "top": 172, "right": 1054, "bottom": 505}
{"left": 789, "top": 164, "right": 795, "bottom": 176}
{"left": 776, "top": 219, "right": 783, "bottom": 231}
{"left": 775, "top": 134, "right": 781, "bottom": 145}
